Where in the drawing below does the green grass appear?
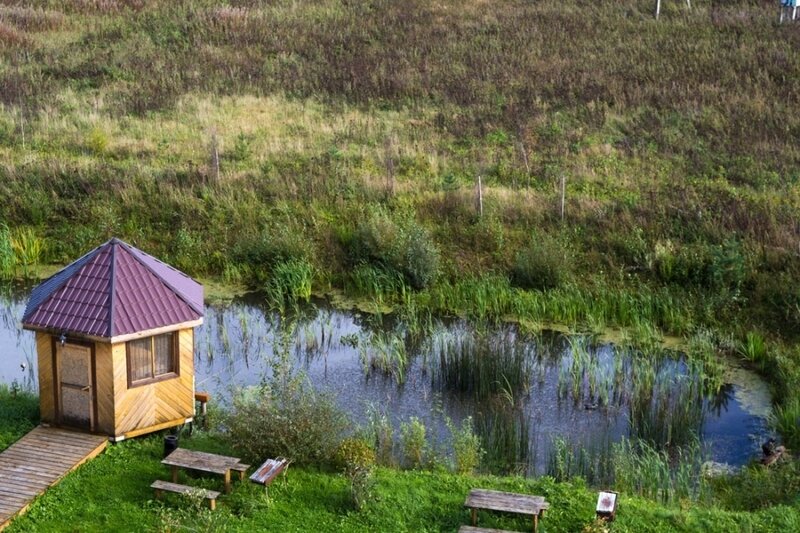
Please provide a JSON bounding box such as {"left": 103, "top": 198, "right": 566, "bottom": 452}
{"left": 2, "top": 0, "right": 800, "bottom": 528}
{"left": 0, "top": 384, "right": 39, "bottom": 452}
{"left": 6, "top": 431, "right": 800, "bottom": 533}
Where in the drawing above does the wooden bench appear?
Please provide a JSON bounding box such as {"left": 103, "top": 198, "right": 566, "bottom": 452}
{"left": 151, "top": 480, "right": 221, "bottom": 510}
{"left": 162, "top": 448, "right": 243, "bottom": 493}
{"left": 464, "top": 489, "right": 549, "bottom": 533}
{"left": 459, "top": 526, "right": 523, "bottom": 533}
{"left": 250, "top": 457, "right": 289, "bottom": 495}
{"left": 231, "top": 463, "right": 250, "bottom": 481}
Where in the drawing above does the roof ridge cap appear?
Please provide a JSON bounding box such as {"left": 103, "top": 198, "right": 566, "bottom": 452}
{"left": 108, "top": 241, "right": 117, "bottom": 337}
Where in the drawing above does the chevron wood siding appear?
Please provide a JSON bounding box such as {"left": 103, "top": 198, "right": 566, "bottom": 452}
{"left": 35, "top": 332, "right": 54, "bottom": 424}
{"left": 112, "top": 328, "right": 195, "bottom": 437}
{"left": 94, "top": 342, "right": 115, "bottom": 434}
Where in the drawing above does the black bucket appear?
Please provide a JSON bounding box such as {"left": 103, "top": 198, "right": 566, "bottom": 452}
{"left": 164, "top": 435, "right": 179, "bottom": 458}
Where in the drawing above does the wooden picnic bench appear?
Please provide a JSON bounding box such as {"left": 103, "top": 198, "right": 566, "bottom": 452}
{"left": 151, "top": 480, "right": 220, "bottom": 510}
{"left": 249, "top": 457, "right": 289, "bottom": 495}
{"left": 464, "top": 489, "right": 549, "bottom": 533}
{"left": 161, "top": 448, "right": 247, "bottom": 494}
{"left": 459, "top": 526, "right": 521, "bottom": 533}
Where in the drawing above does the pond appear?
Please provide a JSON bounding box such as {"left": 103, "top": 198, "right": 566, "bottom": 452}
{"left": 0, "top": 288, "right": 773, "bottom": 476}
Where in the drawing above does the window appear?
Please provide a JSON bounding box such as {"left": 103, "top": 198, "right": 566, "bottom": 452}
{"left": 127, "top": 332, "right": 178, "bottom": 386}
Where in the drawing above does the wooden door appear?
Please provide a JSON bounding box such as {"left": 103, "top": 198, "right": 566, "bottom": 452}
{"left": 58, "top": 343, "right": 94, "bottom": 430}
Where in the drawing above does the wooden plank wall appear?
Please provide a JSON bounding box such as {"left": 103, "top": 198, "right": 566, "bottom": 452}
{"left": 35, "top": 333, "right": 54, "bottom": 424}
{"left": 94, "top": 342, "right": 115, "bottom": 435}
{"left": 112, "top": 329, "right": 195, "bottom": 437}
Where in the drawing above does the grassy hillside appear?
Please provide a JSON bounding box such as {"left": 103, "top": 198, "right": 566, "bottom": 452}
{"left": 6, "top": 432, "right": 800, "bottom": 533}
{"left": 2, "top": 2, "right": 800, "bottom": 529}
{"left": 1, "top": 0, "right": 798, "bottom": 334}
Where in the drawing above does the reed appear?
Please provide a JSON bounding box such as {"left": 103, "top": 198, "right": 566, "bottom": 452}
{"left": 613, "top": 437, "right": 708, "bottom": 506}
{"left": 359, "top": 331, "right": 408, "bottom": 383}
{"left": 9, "top": 227, "right": 43, "bottom": 279}
{"left": 365, "top": 404, "right": 395, "bottom": 467}
{"left": 738, "top": 331, "right": 768, "bottom": 369}
{"left": 347, "top": 264, "right": 407, "bottom": 306}
{"left": 546, "top": 436, "right": 615, "bottom": 487}
{"left": 429, "top": 326, "right": 533, "bottom": 401}
{"left": 264, "top": 258, "right": 314, "bottom": 310}
{"left": 475, "top": 397, "right": 530, "bottom": 476}
{"left": 0, "top": 224, "right": 14, "bottom": 280}
{"left": 770, "top": 397, "right": 800, "bottom": 451}
{"left": 628, "top": 360, "right": 706, "bottom": 450}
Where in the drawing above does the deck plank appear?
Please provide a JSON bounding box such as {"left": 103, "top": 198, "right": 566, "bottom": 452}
{"left": 0, "top": 426, "right": 107, "bottom": 531}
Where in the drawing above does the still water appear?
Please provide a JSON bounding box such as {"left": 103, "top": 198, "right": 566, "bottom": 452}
{"left": 0, "top": 289, "right": 773, "bottom": 473}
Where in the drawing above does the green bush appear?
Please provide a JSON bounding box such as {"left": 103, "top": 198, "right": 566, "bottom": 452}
{"left": 400, "top": 417, "right": 428, "bottom": 469}
{"left": 350, "top": 209, "right": 439, "bottom": 289}
{"left": 225, "top": 378, "right": 349, "bottom": 466}
{"left": 335, "top": 437, "right": 377, "bottom": 472}
{"left": 448, "top": 416, "right": 483, "bottom": 475}
{"left": 232, "top": 225, "right": 313, "bottom": 285}
{"left": 511, "top": 235, "right": 572, "bottom": 291}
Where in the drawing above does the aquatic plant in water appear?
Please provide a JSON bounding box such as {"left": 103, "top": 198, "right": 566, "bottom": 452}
{"left": 429, "top": 326, "right": 533, "bottom": 401}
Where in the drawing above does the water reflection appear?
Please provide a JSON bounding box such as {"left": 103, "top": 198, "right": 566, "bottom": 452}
{"left": 0, "top": 288, "right": 773, "bottom": 474}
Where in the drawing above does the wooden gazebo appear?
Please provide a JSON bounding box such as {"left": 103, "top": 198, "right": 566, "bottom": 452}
{"left": 21, "top": 238, "right": 204, "bottom": 441}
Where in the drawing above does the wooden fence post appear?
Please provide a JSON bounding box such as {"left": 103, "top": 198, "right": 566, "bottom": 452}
{"left": 476, "top": 175, "right": 483, "bottom": 218}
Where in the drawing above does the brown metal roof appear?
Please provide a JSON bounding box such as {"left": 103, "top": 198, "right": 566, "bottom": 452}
{"left": 22, "top": 238, "right": 203, "bottom": 338}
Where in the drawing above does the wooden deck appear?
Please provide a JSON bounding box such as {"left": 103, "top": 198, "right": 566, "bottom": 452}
{"left": 0, "top": 426, "right": 108, "bottom": 531}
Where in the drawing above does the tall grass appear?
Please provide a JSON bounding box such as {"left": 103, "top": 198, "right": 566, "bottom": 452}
{"left": 0, "top": 224, "right": 15, "bottom": 280}
{"left": 613, "top": 438, "right": 708, "bottom": 506}
{"left": 0, "top": 226, "right": 44, "bottom": 279}
{"left": 770, "top": 398, "right": 800, "bottom": 451}
{"left": 546, "top": 436, "right": 615, "bottom": 487}
{"left": 359, "top": 331, "right": 409, "bottom": 383}
{"left": 421, "top": 276, "right": 695, "bottom": 336}
{"left": 429, "top": 326, "right": 533, "bottom": 400}
{"left": 264, "top": 259, "right": 314, "bottom": 310}
{"left": 346, "top": 264, "right": 407, "bottom": 307}
{"left": 476, "top": 396, "right": 530, "bottom": 476}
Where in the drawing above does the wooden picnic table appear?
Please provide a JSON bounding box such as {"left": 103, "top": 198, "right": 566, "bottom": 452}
{"left": 464, "top": 489, "right": 550, "bottom": 533}
{"left": 161, "top": 448, "right": 244, "bottom": 494}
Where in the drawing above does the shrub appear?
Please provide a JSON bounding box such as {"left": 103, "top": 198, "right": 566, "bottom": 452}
{"left": 400, "top": 417, "right": 428, "bottom": 469}
{"left": 350, "top": 209, "right": 440, "bottom": 289}
{"left": 86, "top": 127, "right": 109, "bottom": 155}
{"left": 232, "top": 224, "right": 313, "bottom": 285}
{"left": 335, "top": 437, "right": 376, "bottom": 472}
{"left": 345, "top": 463, "right": 375, "bottom": 511}
{"left": 336, "top": 437, "right": 377, "bottom": 510}
{"left": 366, "top": 405, "right": 395, "bottom": 466}
{"left": 448, "top": 416, "right": 483, "bottom": 475}
{"left": 511, "top": 234, "right": 572, "bottom": 291}
{"left": 225, "top": 377, "right": 348, "bottom": 466}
